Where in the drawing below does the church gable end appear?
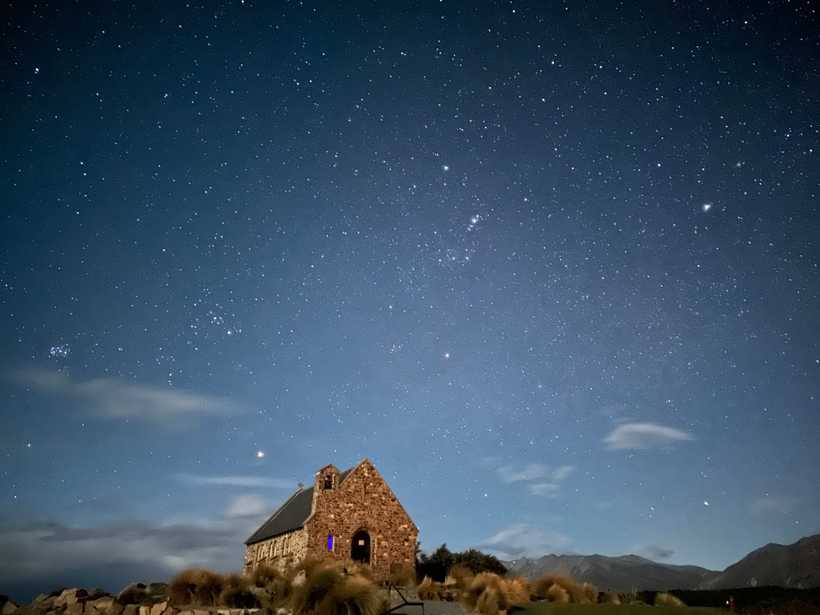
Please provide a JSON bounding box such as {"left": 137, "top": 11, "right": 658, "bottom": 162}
{"left": 244, "top": 459, "right": 417, "bottom": 581}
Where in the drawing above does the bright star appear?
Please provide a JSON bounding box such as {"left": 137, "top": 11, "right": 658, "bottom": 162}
{"left": 256, "top": 450, "right": 265, "bottom": 459}
{"left": 702, "top": 202, "right": 713, "bottom": 213}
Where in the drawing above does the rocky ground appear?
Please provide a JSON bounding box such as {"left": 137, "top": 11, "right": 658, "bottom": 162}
{"left": 0, "top": 585, "right": 265, "bottom": 615}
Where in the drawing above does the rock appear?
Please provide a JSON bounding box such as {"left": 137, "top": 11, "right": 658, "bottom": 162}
{"left": 55, "top": 590, "right": 89, "bottom": 609}
{"left": 138, "top": 606, "right": 150, "bottom": 615}
{"left": 33, "top": 596, "right": 49, "bottom": 604}
{"left": 149, "top": 601, "right": 167, "bottom": 615}
{"left": 88, "top": 598, "right": 115, "bottom": 613}
{"left": 1, "top": 602, "right": 18, "bottom": 615}
{"left": 176, "top": 610, "right": 194, "bottom": 615}
{"left": 117, "top": 586, "right": 148, "bottom": 606}
{"left": 109, "top": 602, "right": 125, "bottom": 615}
{"left": 122, "top": 605, "right": 139, "bottom": 615}
{"left": 65, "top": 603, "right": 84, "bottom": 615}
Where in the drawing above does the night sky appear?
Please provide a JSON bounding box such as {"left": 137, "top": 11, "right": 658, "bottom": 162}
{"left": 2, "top": 0, "right": 819, "bottom": 601}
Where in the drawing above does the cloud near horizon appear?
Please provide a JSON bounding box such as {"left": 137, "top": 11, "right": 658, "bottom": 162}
{"left": 603, "top": 422, "right": 693, "bottom": 450}
{"left": 479, "top": 523, "right": 571, "bottom": 560}
{"left": 10, "top": 368, "right": 240, "bottom": 422}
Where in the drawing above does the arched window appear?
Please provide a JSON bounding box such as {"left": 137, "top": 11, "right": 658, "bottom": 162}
{"left": 327, "top": 534, "right": 334, "bottom": 552}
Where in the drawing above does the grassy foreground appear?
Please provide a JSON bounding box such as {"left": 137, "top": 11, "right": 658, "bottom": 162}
{"left": 513, "top": 604, "right": 728, "bottom": 615}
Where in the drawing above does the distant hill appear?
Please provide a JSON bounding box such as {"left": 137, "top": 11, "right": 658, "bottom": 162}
{"left": 702, "top": 534, "right": 820, "bottom": 590}
{"left": 504, "top": 553, "right": 718, "bottom": 591}
{"left": 503, "top": 534, "right": 820, "bottom": 591}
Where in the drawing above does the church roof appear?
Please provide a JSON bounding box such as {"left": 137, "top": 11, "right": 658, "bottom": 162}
{"left": 245, "top": 466, "right": 354, "bottom": 545}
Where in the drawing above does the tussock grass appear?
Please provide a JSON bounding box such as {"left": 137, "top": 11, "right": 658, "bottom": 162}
{"left": 545, "top": 584, "right": 570, "bottom": 604}
{"left": 417, "top": 576, "right": 441, "bottom": 600}
{"left": 218, "top": 575, "right": 259, "bottom": 609}
{"left": 655, "top": 592, "right": 686, "bottom": 607}
{"left": 290, "top": 561, "right": 382, "bottom": 615}
{"left": 531, "top": 573, "right": 588, "bottom": 604}
{"left": 598, "top": 591, "right": 622, "bottom": 605}
{"left": 502, "top": 577, "right": 531, "bottom": 605}
{"left": 447, "top": 564, "right": 475, "bottom": 591}
{"left": 388, "top": 563, "right": 416, "bottom": 587}
{"left": 475, "top": 586, "right": 501, "bottom": 615}
{"left": 169, "top": 569, "right": 224, "bottom": 606}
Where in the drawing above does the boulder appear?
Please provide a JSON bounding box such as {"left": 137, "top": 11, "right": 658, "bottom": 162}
{"left": 122, "top": 605, "right": 139, "bottom": 615}
{"left": 65, "top": 603, "right": 84, "bottom": 615}
{"left": 88, "top": 597, "right": 115, "bottom": 614}
{"left": 109, "top": 602, "right": 125, "bottom": 615}
{"left": 149, "top": 602, "right": 167, "bottom": 615}
{"left": 55, "top": 590, "right": 89, "bottom": 609}
{"left": 138, "top": 606, "right": 150, "bottom": 615}
{"left": 1, "top": 601, "right": 18, "bottom": 615}
{"left": 117, "top": 585, "right": 149, "bottom": 606}
{"left": 145, "top": 586, "right": 167, "bottom": 600}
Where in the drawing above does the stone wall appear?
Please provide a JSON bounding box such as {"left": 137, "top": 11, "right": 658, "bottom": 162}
{"left": 244, "top": 528, "right": 308, "bottom": 575}
{"left": 303, "top": 459, "right": 418, "bottom": 581}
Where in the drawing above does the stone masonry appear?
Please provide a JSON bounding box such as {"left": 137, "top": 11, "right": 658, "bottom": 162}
{"left": 244, "top": 458, "right": 418, "bottom": 581}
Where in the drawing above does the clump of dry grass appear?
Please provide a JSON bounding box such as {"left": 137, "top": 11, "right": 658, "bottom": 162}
{"left": 598, "top": 591, "right": 622, "bottom": 605}
{"left": 218, "top": 574, "right": 259, "bottom": 608}
{"left": 389, "top": 563, "right": 416, "bottom": 587}
{"left": 531, "top": 573, "right": 588, "bottom": 604}
{"left": 546, "top": 584, "right": 569, "bottom": 604}
{"left": 417, "top": 576, "right": 441, "bottom": 600}
{"left": 581, "top": 582, "right": 598, "bottom": 603}
{"left": 475, "top": 586, "right": 501, "bottom": 615}
{"left": 502, "top": 577, "right": 531, "bottom": 605}
{"left": 447, "top": 564, "right": 474, "bottom": 592}
{"left": 169, "top": 569, "right": 224, "bottom": 606}
{"left": 290, "top": 561, "right": 381, "bottom": 615}
{"left": 252, "top": 564, "right": 280, "bottom": 588}
{"left": 655, "top": 592, "right": 686, "bottom": 607}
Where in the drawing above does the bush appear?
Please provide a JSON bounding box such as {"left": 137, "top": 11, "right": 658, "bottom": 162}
{"left": 582, "top": 582, "right": 598, "bottom": 604}
{"left": 169, "top": 569, "right": 224, "bottom": 606}
{"left": 598, "top": 591, "right": 622, "bottom": 605}
{"left": 217, "top": 574, "right": 259, "bottom": 608}
{"left": 476, "top": 586, "right": 501, "bottom": 615}
{"left": 417, "top": 545, "right": 507, "bottom": 582}
{"left": 655, "top": 592, "right": 686, "bottom": 607}
{"left": 417, "top": 576, "right": 441, "bottom": 600}
{"left": 389, "top": 563, "right": 416, "bottom": 587}
{"left": 318, "top": 574, "right": 382, "bottom": 615}
{"left": 463, "top": 573, "right": 510, "bottom": 613}
{"left": 546, "top": 584, "right": 570, "bottom": 604}
{"left": 531, "top": 573, "right": 586, "bottom": 603}
{"left": 252, "top": 564, "right": 281, "bottom": 588}
{"left": 502, "top": 578, "right": 531, "bottom": 605}
{"left": 290, "top": 561, "right": 381, "bottom": 615}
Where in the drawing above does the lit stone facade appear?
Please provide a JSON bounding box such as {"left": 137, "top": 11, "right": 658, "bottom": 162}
{"left": 244, "top": 458, "right": 418, "bottom": 581}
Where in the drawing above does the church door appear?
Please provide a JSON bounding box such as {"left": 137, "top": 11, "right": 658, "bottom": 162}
{"left": 351, "top": 529, "right": 371, "bottom": 564}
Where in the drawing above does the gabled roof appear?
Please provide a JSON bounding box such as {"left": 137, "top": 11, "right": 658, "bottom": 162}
{"left": 245, "top": 466, "right": 354, "bottom": 545}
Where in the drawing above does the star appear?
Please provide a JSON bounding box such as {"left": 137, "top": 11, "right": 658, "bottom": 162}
{"left": 702, "top": 203, "right": 713, "bottom": 213}
{"left": 256, "top": 450, "right": 265, "bottom": 459}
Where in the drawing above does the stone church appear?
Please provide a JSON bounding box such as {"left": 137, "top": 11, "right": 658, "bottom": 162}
{"left": 244, "top": 458, "right": 418, "bottom": 581}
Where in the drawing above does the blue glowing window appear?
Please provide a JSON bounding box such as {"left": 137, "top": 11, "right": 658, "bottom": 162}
{"left": 327, "top": 534, "right": 334, "bottom": 552}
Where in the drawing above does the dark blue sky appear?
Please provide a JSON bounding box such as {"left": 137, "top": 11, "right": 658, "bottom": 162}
{"left": 2, "top": 0, "right": 819, "bottom": 601}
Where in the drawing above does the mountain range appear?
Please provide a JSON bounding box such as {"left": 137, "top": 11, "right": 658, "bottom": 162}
{"left": 502, "top": 534, "right": 820, "bottom": 591}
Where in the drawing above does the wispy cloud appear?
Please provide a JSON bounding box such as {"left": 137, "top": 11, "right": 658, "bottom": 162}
{"left": 751, "top": 495, "right": 797, "bottom": 515}
{"left": 496, "top": 463, "right": 575, "bottom": 498}
{"left": 225, "top": 495, "right": 270, "bottom": 518}
{"left": 11, "top": 368, "right": 240, "bottom": 422}
{"left": 174, "top": 474, "right": 294, "bottom": 489}
{"left": 603, "top": 422, "right": 693, "bottom": 450}
{"left": 479, "top": 524, "right": 571, "bottom": 560}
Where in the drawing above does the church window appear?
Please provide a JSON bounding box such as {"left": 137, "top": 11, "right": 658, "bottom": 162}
{"left": 323, "top": 475, "right": 333, "bottom": 489}
{"left": 327, "top": 534, "right": 334, "bottom": 552}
